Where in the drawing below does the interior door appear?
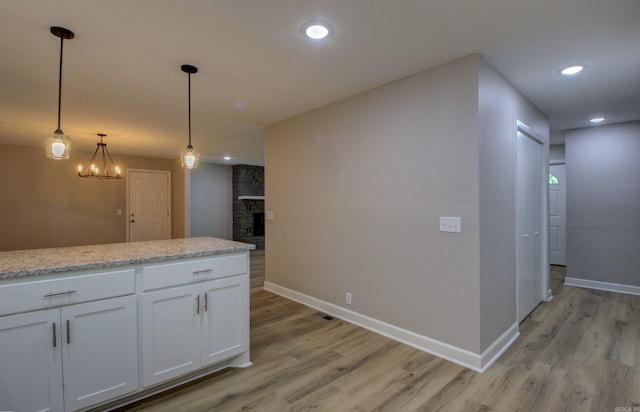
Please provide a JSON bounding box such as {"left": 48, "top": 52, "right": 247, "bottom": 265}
{"left": 517, "top": 131, "right": 544, "bottom": 322}
{"left": 128, "top": 170, "right": 171, "bottom": 242}
{"left": 548, "top": 164, "right": 566, "bottom": 265}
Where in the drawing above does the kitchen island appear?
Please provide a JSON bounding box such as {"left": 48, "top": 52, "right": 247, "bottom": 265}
{"left": 0, "top": 237, "right": 255, "bottom": 412}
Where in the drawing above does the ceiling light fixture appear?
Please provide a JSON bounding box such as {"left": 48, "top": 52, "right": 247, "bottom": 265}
{"left": 46, "top": 26, "right": 74, "bottom": 160}
{"left": 561, "top": 65, "right": 584, "bottom": 75}
{"left": 303, "top": 22, "right": 331, "bottom": 40}
{"left": 589, "top": 117, "right": 606, "bottom": 123}
{"left": 180, "top": 64, "right": 200, "bottom": 169}
{"left": 77, "top": 133, "right": 123, "bottom": 179}
{"left": 223, "top": 156, "right": 232, "bottom": 161}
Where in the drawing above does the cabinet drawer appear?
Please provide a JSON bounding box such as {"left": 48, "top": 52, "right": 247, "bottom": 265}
{"left": 142, "top": 254, "right": 247, "bottom": 291}
{"left": 0, "top": 269, "right": 135, "bottom": 317}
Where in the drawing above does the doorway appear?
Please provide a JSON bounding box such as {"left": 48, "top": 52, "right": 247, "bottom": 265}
{"left": 126, "top": 169, "right": 171, "bottom": 242}
{"left": 549, "top": 163, "right": 566, "bottom": 266}
{"left": 516, "top": 123, "right": 548, "bottom": 322}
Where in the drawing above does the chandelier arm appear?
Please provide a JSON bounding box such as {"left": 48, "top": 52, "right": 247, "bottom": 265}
{"left": 88, "top": 145, "right": 100, "bottom": 169}
{"left": 102, "top": 144, "right": 108, "bottom": 175}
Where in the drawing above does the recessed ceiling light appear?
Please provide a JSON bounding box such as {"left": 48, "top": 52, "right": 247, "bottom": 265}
{"left": 223, "top": 156, "right": 232, "bottom": 161}
{"left": 561, "top": 65, "right": 584, "bottom": 75}
{"left": 303, "top": 22, "right": 331, "bottom": 40}
{"left": 590, "top": 117, "right": 606, "bottom": 123}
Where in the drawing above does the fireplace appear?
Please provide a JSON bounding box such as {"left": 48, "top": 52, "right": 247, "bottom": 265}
{"left": 253, "top": 212, "right": 265, "bottom": 237}
{"left": 232, "top": 165, "right": 265, "bottom": 249}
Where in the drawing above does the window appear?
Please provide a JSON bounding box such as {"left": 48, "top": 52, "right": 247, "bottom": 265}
{"left": 549, "top": 173, "right": 559, "bottom": 185}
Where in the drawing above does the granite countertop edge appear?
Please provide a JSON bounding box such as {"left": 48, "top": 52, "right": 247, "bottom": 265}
{"left": 0, "top": 237, "right": 256, "bottom": 280}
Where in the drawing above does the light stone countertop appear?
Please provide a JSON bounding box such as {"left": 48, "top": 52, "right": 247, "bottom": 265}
{"left": 0, "top": 237, "right": 256, "bottom": 280}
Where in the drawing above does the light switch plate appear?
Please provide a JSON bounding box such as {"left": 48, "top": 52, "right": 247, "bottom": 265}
{"left": 440, "top": 217, "right": 461, "bottom": 233}
{"left": 265, "top": 211, "right": 274, "bottom": 220}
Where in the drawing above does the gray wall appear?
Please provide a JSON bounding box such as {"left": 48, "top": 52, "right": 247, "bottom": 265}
{"left": 565, "top": 121, "right": 640, "bottom": 286}
{"left": 265, "top": 54, "right": 548, "bottom": 355}
{"left": 550, "top": 144, "right": 566, "bottom": 162}
{"left": 189, "top": 163, "right": 233, "bottom": 239}
{"left": 477, "top": 59, "right": 548, "bottom": 350}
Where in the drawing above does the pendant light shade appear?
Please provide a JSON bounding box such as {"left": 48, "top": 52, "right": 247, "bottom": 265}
{"left": 77, "top": 134, "right": 123, "bottom": 179}
{"left": 46, "top": 26, "right": 74, "bottom": 160}
{"left": 180, "top": 64, "right": 200, "bottom": 169}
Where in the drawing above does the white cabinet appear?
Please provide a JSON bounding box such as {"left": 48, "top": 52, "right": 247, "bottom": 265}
{"left": 0, "top": 309, "right": 64, "bottom": 412}
{"left": 0, "top": 247, "right": 251, "bottom": 411}
{"left": 142, "top": 275, "right": 248, "bottom": 387}
{"left": 61, "top": 295, "right": 139, "bottom": 411}
{"left": 0, "top": 269, "right": 138, "bottom": 412}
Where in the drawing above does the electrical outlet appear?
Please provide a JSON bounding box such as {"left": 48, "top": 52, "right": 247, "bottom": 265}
{"left": 346, "top": 292, "right": 352, "bottom": 305}
{"left": 439, "top": 216, "right": 461, "bottom": 233}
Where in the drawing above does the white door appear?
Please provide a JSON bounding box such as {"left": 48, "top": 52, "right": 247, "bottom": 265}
{"left": 517, "top": 130, "right": 544, "bottom": 322}
{"left": 61, "top": 295, "right": 139, "bottom": 411}
{"left": 0, "top": 309, "right": 64, "bottom": 412}
{"left": 201, "top": 276, "right": 248, "bottom": 366}
{"left": 142, "top": 284, "right": 201, "bottom": 387}
{"left": 128, "top": 170, "right": 171, "bottom": 242}
{"left": 549, "top": 164, "right": 566, "bottom": 266}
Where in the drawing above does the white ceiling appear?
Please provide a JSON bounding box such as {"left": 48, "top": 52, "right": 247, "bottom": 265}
{"left": 1, "top": 0, "right": 639, "bottom": 165}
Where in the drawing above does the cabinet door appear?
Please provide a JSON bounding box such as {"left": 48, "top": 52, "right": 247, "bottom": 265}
{"left": 142, "top": 284, "right": 201, "bottom": 387}
{"left": 201, "top": 275, "right": 249, "bottom": 366}
{"left": 0, "top": 309, "right": 64, "bottom": 412}
{"left": 61, "top": 295, "right": 139, "bottom": 411}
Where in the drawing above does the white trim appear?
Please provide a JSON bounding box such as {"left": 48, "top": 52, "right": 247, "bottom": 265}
{"left": 263, "top": 281, "right": 519, "bottom": 373}
{"left": 565, "top": 277, "right": 640, "bottom": 296}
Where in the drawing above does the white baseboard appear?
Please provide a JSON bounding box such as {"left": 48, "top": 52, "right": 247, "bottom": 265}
{"left": 263, "top": 281, "right": 519, "bottom": 373}
{"left": 564, "top": 277, "right": 640, "bottom": 296}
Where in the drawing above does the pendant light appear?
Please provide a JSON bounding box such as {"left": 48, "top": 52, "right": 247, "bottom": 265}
{"left": 180, "top": 64, "right": 200, "bottom": 169}
{"left": 77, "top": 134, "right": 123, "bottom": 179}
{"left": 46, "top": 26, "right": 74, "bottom": 160}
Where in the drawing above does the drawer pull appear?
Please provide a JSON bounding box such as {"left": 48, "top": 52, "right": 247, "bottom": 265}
{"left": 196, "top": 295, "right": 200, "bottom": 314}
{"left": 192, "top": 269, "right": 213, "bottom": 275}
{"left": 43, "top": 290, "right": 77, "bottom": 298}
{"left": 53, "top": 323, "right": 57, "bottom": 348}
{"left": 66, "top": 320, "right": 71, "bottom": 344}
{"left": 204, "top": 292, "right": 208, "bottom": 312}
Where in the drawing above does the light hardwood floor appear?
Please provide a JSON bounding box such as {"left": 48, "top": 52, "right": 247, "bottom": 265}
{"left": 123, "top": 252, "right": 639, "bottom": 411}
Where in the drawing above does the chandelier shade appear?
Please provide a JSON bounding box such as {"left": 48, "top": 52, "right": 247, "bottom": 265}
{"left": 77, "top": 134, "right": 123, "bottom": 179}
{"left": 46, "top": 26, "right": 74, "bottom": 160}
{"left": 180, "top": 64, "right": 200, "bottom": 169}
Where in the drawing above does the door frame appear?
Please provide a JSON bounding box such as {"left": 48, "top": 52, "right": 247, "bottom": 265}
{"left": 515, "top": 121, "right": 551, "bottom": 323}
{"left": 126, "top": 169, "right": 172, "bottom": 242}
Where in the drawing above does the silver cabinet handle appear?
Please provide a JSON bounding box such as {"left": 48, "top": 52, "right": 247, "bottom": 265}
{"left": 43, "top": 290, "right": 76, "bottom": 298}
{"left": 204, "top": 292, "right": 208, "bottom": 312}
{"left": 193, "top": 269, "right": 213, "bottom": 275}
{"left": 66, "top": 319, "right": 71, "bottom": 344}
{"left": 53, "top": 322, "right": 57, "bottom": 348}
{"left": 196, "top": 295, "right": 200, "bottom": 314}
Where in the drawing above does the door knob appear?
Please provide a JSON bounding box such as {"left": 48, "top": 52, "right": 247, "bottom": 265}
{"left": 130, "top": 219, "right": 135, "bottom": 223}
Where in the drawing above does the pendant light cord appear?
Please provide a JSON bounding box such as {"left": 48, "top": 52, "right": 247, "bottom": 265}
{"left": 187, "top": 72, "right": 192, "bottom": 147}
{"left": 57, "top": 35, "right": 64, "bottom": 132}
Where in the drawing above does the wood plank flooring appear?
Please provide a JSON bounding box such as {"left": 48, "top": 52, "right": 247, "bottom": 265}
{"left": 122, "top": 254, "right": 639, "bottom": 411}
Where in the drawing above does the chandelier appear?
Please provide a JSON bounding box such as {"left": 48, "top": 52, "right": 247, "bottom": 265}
{"left": 77, "top": 134, "right": 123, "bottom": 179}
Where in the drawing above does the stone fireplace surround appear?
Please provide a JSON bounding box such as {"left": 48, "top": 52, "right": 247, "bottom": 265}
{"left": 232, "top": 165, "right": 265, "bottom": 249}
